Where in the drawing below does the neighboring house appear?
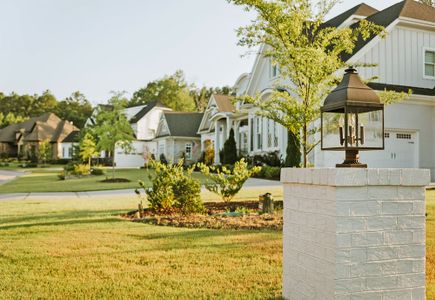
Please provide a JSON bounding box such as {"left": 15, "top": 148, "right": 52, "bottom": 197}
{"left": 155, "top": 112, "right": 203, "bottom": 164}
{"left": 213, "top": 0, "right": 435, "bottom": 180}
{"left": 86, "top": 101, "right": 171, "bottom": 168}
{"left": 0, "top": 112, "right": 79, "bottom": 160}
{"left": 60, "top": 130, "right": 80, "bottom": 159}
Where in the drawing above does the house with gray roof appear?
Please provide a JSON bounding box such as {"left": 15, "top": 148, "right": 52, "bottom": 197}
{"left": 85, "top": 101, "right": 171, "bottom": 168}
{"left": 0, "top": 112, "right": 78, "bottom": 160}
{"left": 154, "top": 112, "right": 204, "bottom": 164}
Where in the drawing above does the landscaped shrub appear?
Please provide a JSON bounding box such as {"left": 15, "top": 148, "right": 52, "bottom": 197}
{"left": 73, "top": 164, "right": 90, "bottom": 176}
{"left": 245, "top": 151, "right": 282, "bottom": 167}
{"left": 254, "top": 166, "right": 281, "bottom": 180}
{"left": 284, "top": 131, "right": 301, "bottom": 167}
{"left": 198, "top": 159, "right": 261, "bottom": 203}
{"left": 136, "top": 159, "right": 203, "bottom": 214}
{"left": 49, "top": 159, "right": 70, "bottom": 165}
{"left": 20, "top": 162, "right": 38, "bottom": 168}
{"left": 222, "top": 129, "right": 237, "bottom": 165}
{"left": 159, "top": 153, "right": 168, "bottom": 165}
{"left": 90, "top": 167, "right": 105, "bottom": 176}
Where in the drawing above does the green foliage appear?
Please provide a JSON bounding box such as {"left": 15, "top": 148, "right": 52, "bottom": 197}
{"left": 55, "top": 91, "right": 93, "bottom": 128}
{"left": 229, "top": 0, "right": 386, "bottom": 167}
{"left": 90, "top": 167, "right": 105, "bottom": 176}
{"left": 80, "top": 133, "right": 98, "bottom": 167}
{"left": 137, "top": 160, "right": 204, "bottom": 214}
{"left": 94, "top": 92, "right": 134, "bottom": 179}
{"left": 38, "top": 140, "right": 52, "bottom": 165}
{"left": 203, "top": 140, "right": 214, "bottom": 165}
{"left": 284, "top": 131, "right": 301, "bottom": 167}
{"left": 198, "top": 159, "right": 261, "bottom": 203}
{"left": 255, "top": 166, "right": 281, "bottom": 180}
{"left": 223, "top": 129, "right": 238, "bottom": 165}
{"left": 73, "top": 164, "right": 91, "bottom": 176}
{"left": 130, "top": 70, "right": 196, "bottom": 112}
{"left": 159, "top": 153, "right": 168, "bottom": 165}
{"left": 246, "top": 151, "right": 282, "bottom": 167}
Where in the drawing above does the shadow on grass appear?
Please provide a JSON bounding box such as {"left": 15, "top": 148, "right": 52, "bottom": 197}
{"left": 0, "top": 216, "right": 125, "bottom": 231}
{"left": 0, "top": 209, "right": 126, "bottom": 226}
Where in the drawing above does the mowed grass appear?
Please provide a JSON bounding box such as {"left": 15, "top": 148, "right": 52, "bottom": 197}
{"left": 0, "top": 188, "right": 283, "bottom": 299}
{"left": 0, "top": 168, "right": 207, "bottom": 193}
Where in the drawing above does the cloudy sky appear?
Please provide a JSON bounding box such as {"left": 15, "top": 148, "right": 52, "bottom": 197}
{"left": 0, "top": 0, "right": 399, "bottom": 104}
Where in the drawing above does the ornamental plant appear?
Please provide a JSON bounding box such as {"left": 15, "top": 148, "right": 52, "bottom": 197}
{"left": 136, "top": 159, "right": 203, "bottom": 214}
{"left": 198, "top": 158, "right": 261, "bottom": 203}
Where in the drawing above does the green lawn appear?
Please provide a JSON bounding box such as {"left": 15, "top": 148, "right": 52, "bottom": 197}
{"left": 0, "top": 188, "right": 283, "bottom": 299}
{"left": 0, "top": 168, "right": 207, "bottom": 193}
{"left": 1, "top": 189, "right": 433, "bottom": 299}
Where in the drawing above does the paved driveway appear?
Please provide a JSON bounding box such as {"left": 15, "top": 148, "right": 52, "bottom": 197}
{"left": 0, "top": 170, "right": 26, "bottom": 185}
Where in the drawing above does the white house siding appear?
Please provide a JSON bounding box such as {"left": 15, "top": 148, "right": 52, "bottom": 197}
{"left": 60, "top": 142, "right": 74, "bottom": 159}
{"left": 354, "top": 25, "right": 435, "bottom": 89}
{"left": 156, "top": 137, "right": 201, "bottom": 164}
{"left": 114, "top": 141, "right": 146, "bottom": 168}
{"left": 136, "top": 108, "right": 169, "bottom": 141}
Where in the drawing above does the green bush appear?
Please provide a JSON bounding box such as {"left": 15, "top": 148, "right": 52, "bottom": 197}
{"left": 73, "top": 164, "right": 90, "bottom": 176}
{"left": 198, "top": 159, "right": 261, "bottom": 203}
{"left": 260, "top": 166, "right": 281, "bottom": 180}
{"left": 58, "top": 171, "right": 66, "bottom": 180}
{"left": 159, "top": 153, "right": 168, "bottom": 165}
{"left": 284, "top": 131, "right": 301, "bottom": 167}
{"left": 20, "top": 162, "right": 38, "bottom": 168}
{"left": 223, "top": 129, "right": 237, "bottom": 165}
{"left": 90, "top": 167, "right": 105, "bottom": 176}
{"left": 136, "top": 159, "right": 203, "bottom": 214}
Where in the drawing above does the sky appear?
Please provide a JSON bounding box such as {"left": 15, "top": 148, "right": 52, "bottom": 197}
{"left": 0, "top": 0, "right": 400, "bottom": 104}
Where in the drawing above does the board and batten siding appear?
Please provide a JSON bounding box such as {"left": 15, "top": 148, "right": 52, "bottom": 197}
{"left": 356, "top": 26, "right": 435, "bottom": 88}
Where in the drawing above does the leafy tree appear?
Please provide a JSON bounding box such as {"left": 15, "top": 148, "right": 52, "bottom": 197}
{"left": 56, "top": 91, "right": 93, "bottom": 128}
{"left": 32, "top": 90, "right": 58, "bottom": 115}
{"left": 223, "top": 129, "right": 238, "bottom": 165}
{"left": 198, "top": 159, "right": 261, "bottom": 203}
{"left": 130, "top": 70, "right": 196, "bottom": 111}
{"left": 190, "top": 86, "right": 232, "bottom": 112}
{"left": 203, "top": 140, "right": 214, "bottom": 165}
{"left": 80, "top": 133, "right": 98, "bottom": 167}
{"left": 284, "top": 131, "right": 301, "bottom": 167}
{"left": 38, "top": 140, "right": 52, "bottom": 165}
{"left": 94, "top": 93, "right": 134, "bottom": 179}
{"left": 229, "top": 0, "right": 387, "bottom": 167}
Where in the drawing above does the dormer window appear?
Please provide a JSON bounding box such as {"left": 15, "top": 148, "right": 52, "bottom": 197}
{"left": 424, "top": 49, "right": 435, "bottom": 77}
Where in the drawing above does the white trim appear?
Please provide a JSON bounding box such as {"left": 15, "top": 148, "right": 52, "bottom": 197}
{"left": 423, "top": 47, "right": 435, "bottom": 80}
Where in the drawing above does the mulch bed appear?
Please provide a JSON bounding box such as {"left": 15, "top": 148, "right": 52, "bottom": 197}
{"left": 101, "top": 178, "right": 131, "bottom": 183}
{"left": 122, "top": 201, "right": 283, "bottom": 231}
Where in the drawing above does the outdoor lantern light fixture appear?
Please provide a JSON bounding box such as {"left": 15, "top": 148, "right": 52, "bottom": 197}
{"left": 321, "top": 68, "right": 384, "bottom": 168}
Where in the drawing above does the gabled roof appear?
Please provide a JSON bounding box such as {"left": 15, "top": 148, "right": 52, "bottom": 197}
{"left": 213, "top": 95, "right": 235, "bottom": 113}
{"left": 62, "top": 130, "right": 80, "bottom": 143}
{"left": 343, "top": 0, "right": 435, "bottom": 61}
{"left": 157, "top": 112, "right": 204, "bottom": 138}
{"left": 129, "top": 101, "right": 168, "bottom": 124}
{"left": 0, "top": 113, "right": 78, "bottom": 143}
{"left": 324, "top": 3, "right": 378, "bottom": 28}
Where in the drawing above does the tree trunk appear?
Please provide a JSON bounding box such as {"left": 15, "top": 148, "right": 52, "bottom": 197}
{"left": 88, "top": 157, "right": 91, "bottom": 168}
{"left": 112, "top": 147, "right": 115, "bottom": 179}
{"left": 302, "top": 123, "right": 308, "bottom": 168}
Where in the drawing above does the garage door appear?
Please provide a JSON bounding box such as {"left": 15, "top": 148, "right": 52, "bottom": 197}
{"left": 360, "top": 130, "right": 418, "bottom": 168}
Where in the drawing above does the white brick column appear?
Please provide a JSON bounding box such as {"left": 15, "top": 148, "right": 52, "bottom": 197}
{"left": 281, "top": 168, "right": 430, "bottom": 300}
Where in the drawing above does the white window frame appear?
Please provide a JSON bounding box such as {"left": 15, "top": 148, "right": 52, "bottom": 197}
{"left": 270, "top": 59, "right": 279, "bottom": 79}
{"left": 185, "top": 143, "right": 192, "bottom": 160}
{"left": 423, "top": 47, "right": 435, "bottom": 79}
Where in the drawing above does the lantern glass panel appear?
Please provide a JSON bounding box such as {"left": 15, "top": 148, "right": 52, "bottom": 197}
{"left": 356, "top": 110, "right": 383, "bottom": 148}
{"left": 322, "top": 111, "right": 345, "bottom": 149}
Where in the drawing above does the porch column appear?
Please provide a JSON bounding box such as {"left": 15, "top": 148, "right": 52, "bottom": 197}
{"left": 214, "top": 121, "right": 220, "bottom": 164}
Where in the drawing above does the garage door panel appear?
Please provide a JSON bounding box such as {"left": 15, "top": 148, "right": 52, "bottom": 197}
{"left": 360, "top": 130, "right": 417, "bottom": 168}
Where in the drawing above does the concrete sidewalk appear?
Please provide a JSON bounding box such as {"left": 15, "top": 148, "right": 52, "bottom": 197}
{"left": 0, "top": 170, "right": 27, "bottom": 186}
{"left": 0, "top": 178, "right": 282, "bottom": 201}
